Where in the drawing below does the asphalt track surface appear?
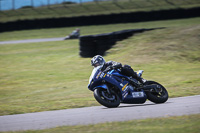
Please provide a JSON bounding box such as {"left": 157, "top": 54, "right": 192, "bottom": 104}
{"left": 0, "top": 95, "right": 200, "bottom": 132}
{"left": 0, "top": 37, "right": 65, "bottom": 45}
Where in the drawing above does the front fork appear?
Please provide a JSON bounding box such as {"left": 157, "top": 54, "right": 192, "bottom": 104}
{"left": 106, "top": 88, "right": 112, "bottom": 94}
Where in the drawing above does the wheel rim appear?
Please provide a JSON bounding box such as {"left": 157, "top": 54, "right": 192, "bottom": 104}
{"left": 99, "top": 89, "right": 117, "bottom": 102}
{"left": 150, "top": 85, "right": 167, "bottom": 98}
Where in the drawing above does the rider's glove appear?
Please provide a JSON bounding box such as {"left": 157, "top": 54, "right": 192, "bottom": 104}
{"left": 112, "top": 62, "right": 122, "bottom": 69}
{"left": 103, "top": 66, "right": 113, "bottom": 73}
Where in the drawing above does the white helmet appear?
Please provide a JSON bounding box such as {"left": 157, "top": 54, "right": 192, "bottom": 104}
{"left": 91, "top": 55, "right": 105, "bottom": 67}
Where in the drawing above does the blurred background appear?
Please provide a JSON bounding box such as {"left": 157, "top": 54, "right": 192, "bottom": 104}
{"left": 1, "top": 0, "right": 115, "bottom": 10}
{"left": 0, "top": 1, "right": 199, "bottom": 132}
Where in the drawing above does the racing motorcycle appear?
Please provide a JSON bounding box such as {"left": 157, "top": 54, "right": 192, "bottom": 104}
{"left": 88, "top": 66, "right": 168, "bottom": 108}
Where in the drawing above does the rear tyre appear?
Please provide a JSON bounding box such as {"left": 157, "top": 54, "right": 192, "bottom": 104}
{"left": 94, "top": 88, "right": 120, "bottom": 108}
{"left": 145, "top": 81, "right": 168, "bottom": 103}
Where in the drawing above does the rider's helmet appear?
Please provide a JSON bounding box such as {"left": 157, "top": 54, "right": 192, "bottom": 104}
{"left": 91, "top": 55, "right": 105, "bottom": 67}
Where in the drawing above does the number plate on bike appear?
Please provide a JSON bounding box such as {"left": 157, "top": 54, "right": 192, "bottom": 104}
{"left": 132, "top": 92, "right": 144, "bottom": 98}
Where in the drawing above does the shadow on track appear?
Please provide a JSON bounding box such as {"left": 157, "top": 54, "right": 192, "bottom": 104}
{"left": 102, "top": 102, "right": 172, "bottom": 109}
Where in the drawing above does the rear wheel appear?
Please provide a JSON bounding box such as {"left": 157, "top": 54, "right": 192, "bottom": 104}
{"left": 94, "top": 88, "right": 120, "bottom": 108}
{"left": 145, "top": 81, "right": 168, "bottom": 103}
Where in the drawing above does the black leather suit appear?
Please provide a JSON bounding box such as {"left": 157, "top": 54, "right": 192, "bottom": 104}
{"left": 101, "top": 61, "right": 143, "bottom": 84}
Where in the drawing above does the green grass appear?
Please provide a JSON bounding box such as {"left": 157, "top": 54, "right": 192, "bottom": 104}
{"left": 0, "top": 18, "right": 200, "bottom": 116}
{"left": 0, "top": 0, "right": 200, "bottom": 23}
{"left": 1, "top": 114, "right": 199, "bottom": 133}
{"left": 0, "top": 40, "right": 94, "bottom": 115}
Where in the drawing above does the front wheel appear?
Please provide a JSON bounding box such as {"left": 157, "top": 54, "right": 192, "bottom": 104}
{"left": 94, "top": 88, "right": 120, "bottom": 108}
{"left": 145, "top": 81, "right": 168, "bottom": 103}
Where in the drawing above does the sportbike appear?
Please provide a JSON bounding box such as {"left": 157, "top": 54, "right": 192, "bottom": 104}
{"left": 88, "top": 66, "right": 168, "bottom": 108}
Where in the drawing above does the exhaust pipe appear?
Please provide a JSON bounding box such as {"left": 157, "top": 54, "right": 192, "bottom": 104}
{"left": 138, "top": 85, "right": 158, "bottom": 91}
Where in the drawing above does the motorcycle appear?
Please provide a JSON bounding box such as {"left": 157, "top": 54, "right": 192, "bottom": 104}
{"left": 88, "top": 66, "right": 168, "bottom": 108}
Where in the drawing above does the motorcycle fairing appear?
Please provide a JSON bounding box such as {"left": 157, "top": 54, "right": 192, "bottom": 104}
{"left": 88, "top": 67, "right": 147, "bottom": 103}
{"left": 89, "top": 69, "right": 127, "bottom": 97}
{"left": 94, "top": 84, "right": 108, "bottom": 90}
{"left": 110, "top": 72, "right": 147, "bottom": 103}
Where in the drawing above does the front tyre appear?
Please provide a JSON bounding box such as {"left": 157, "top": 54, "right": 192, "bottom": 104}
{"left": 145, "top": 81, "right": 168, "bottom": 103}
{"left": 94, "top": 88, "right": 120, "bottom": 108}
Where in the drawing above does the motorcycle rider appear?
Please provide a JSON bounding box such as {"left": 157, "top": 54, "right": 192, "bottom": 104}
{"left": 91, "top": 55, "right": 145, "bottom": 85}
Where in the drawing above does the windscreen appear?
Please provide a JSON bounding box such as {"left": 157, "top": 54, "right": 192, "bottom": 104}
{"left": 89, "top": 66, "right": 102, "bottom": 84}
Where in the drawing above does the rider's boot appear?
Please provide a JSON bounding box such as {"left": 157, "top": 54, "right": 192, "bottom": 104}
{"left": 133, "top": 72, "right": 146, "bottom": 85}
{"left": 137, "top": 76, "right": 145, "bottom": 85}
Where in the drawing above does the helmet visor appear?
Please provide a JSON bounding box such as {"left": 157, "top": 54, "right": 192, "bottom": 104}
{"left": 93, "top": 63, "right": 100, "bottom": 67}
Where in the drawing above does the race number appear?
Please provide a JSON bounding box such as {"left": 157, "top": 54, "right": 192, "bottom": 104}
{"left": 132, "top": 92, "right": 144, "bottom": 98}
